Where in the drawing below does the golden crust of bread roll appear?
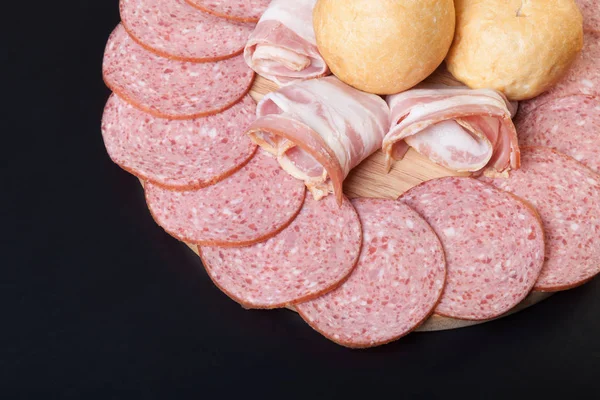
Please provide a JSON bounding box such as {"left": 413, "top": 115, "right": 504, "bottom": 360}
{"left": 446, "top": 0, "right": 584, "bottom": 101}
{"left": 313, "top": 0, "right": 455, "bottom": 95}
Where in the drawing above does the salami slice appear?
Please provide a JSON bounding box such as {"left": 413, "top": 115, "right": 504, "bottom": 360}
{"left": 400, "top": 177, "right": 545, "bottom": 320}
{"left": 295, "top": 198, "right": 446, "bottom": 348}
{"left": 198, "top": 194, "right": 362, "bottom": 309}
{"left": 520, "top": 31, "right": 600, "bottom": 115}
{"left": 480, "top": 147, "right": 600, "bottom": 291}
{"left": 145, "top": 150, "right": 306, "bottom": 246}
{"left": 185, "top": 0, "right": 271, "bottom": 22}
{"left": 120, "top": 0, "right": 254, "bottom": 62}
{"left": 516, "top": 95, "right": 600, "bottom": 174}
{"left": 103, "top": 24, "right": 255, "bottom": 119}
{"left": 101, "top": 94, "right": 258, "bottom": 190}
{"left": 576, "top": 0, "right": 600, "bottom": 33}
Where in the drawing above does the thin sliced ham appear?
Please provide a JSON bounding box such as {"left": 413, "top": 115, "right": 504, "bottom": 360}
{"left": 243, "top": 0, "right": 329, "bottom": 85}
{"left": 383, "top": 84, "right": 520, "bottom": 176}
{"left": 246, "top": 76, "right": 390, "bottom": 204}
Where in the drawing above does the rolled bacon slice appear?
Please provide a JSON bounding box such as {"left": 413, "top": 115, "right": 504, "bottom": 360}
{"left": 246, "top": 76, "right": 390, "bottom": 204}
{"left": 243, "top": 0, "right": 329, "bottom": 85}
{"left": 383, "top": 84, "right": 520, "bottom": 176}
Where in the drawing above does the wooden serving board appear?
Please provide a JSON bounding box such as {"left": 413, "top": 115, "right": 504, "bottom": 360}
{"left": 174, "top": 72, "right": 552, "bottom": 332}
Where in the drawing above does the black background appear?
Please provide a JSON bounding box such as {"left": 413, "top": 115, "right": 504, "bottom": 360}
{"left": 3, "top": 1, "right": 599, "bottom": 398}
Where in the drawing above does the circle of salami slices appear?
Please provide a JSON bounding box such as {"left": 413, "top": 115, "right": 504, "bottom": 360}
{"left": 480, "top": 147, "right": 600, "bottom": 291}
{"left": 198, "top": 194, "right": 362, "bottom": 309}
{"left": 102, "top": 24, "right": 255, "bottom": 119}
{"left": 185, "top": 0, "right": 271, "bottom": 23}
{"left": 120, "top": 0, "right": 254, "bottom": 62}
{"left": 99, "top": 0, "right": 600, "bottom": 340}
{"left": 295, "top": 198, "right": 446, "bottom": 348}
{"left": 102, "top": 94, "right": 258, "bottom": 190}
{"left": 515, "top": 95, "right": 600, "bottom": 174}
{"left": 519, "top": 31, "right": 600, "bottom": 115}
{"left": 400, "top": 177, "right": 545, "bottom": 321}
{"left": 145, "top": 150, "right": 306, "bottom": 247}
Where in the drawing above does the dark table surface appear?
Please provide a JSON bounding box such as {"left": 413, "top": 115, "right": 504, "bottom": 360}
{"left": 3, "top": 1, "right": 599, "bottom": 398}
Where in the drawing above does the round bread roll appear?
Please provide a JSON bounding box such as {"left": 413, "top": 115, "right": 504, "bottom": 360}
{"left": 313, "top": 0, "right": 455, "bottom": 95}
{"left": 446, "top": 0, "right": 583, "bottom": 101}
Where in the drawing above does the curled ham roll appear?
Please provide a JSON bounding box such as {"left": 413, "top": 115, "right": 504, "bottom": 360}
{"left": 383, "top": 84, "right": 520, "bottom": 175}
{"left": 243, "top": 0, "right": 329, "bottom": 85}
{"left": 246, "top": 76, "right": 390, "bottom": 204}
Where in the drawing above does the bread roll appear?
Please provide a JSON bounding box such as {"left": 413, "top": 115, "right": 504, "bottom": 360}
{"left": 446, "top": 0, "right": 583, "bottom": 100}
{"left": 313, "top": 0, "right": 455, "bottom": 95}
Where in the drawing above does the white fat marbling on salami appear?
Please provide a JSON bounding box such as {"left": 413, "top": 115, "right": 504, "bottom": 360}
{"left": 520, "top": 31, "right": 600, "bottom": 115}
{"left": 145, "top": 149, "right": 305, "bottom": 246}
{"left": 120, "top": 0, "right": 254, "bottom": 61}
{"left": 480, "top": 147, "right": 600, "bottom": 291}
{"left": 103, "top": 24, "right": 254, "bottom": 119}
{"left": 199, "top": 194, "right": 362, "bottom": 309}
{"left": 186, "top": 0, "right": 270, "bottom": 22}
{"left": 101, "top": 94, "right": 257, "bottom": 189}
{"left": 516, "top": 95, "right": 600, "bottom": 173}
{"left": 401, "top": 177, "right": 545, "bottom": 320}
{"left": 576, "top": 0, "right": 600, "bottom": 33}
{"left": 295, "top": 199, "right": 446, "bottom": 348}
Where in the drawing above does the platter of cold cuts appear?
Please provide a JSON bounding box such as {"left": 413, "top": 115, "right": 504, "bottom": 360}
{"left": 101, "top": 0, "right": 600, "bottom": 348}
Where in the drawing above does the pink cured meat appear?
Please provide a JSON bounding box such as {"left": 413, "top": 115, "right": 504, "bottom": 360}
{"left": 103, "top": 24, "right": 255, "bottom": 119}
{"left": 401, "top": 177, "right": 545, "bottom": 320}
{"left": 384, "top": 84, "right": 520, "bottom": 175}
{"left": 120, "top": 0, "right": 254, "bottom": 62}
{"left": 247, "top": 76, "right": 390, "bottom": 204}
{"left": 519, "top": 31, "right": 600, "bottom": 115}
{"left": 480, "top": 147, "right": 600, "bottom": 291}
{"left": 145, "top": 149, "right": 306, "bottom": 246}
{"left": 101, "top": 94, "right": 258, "bottom": 189}
{"left": 515, "top": 95, "right": 600, "bottom": 173}
{"left": 198, "top": 194, "right": 362, "bottom": 309}
{"left": 576, "top": 0, "right": 600, "bottom": 33}
{"left": 296, "top": 198, "right": 446, "bottom": 348}
{"left": 244, "top": 0, "right": 329, "bottom": 86}
{"left": 186, "top": 0, "right": 271, "bottom": 22}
